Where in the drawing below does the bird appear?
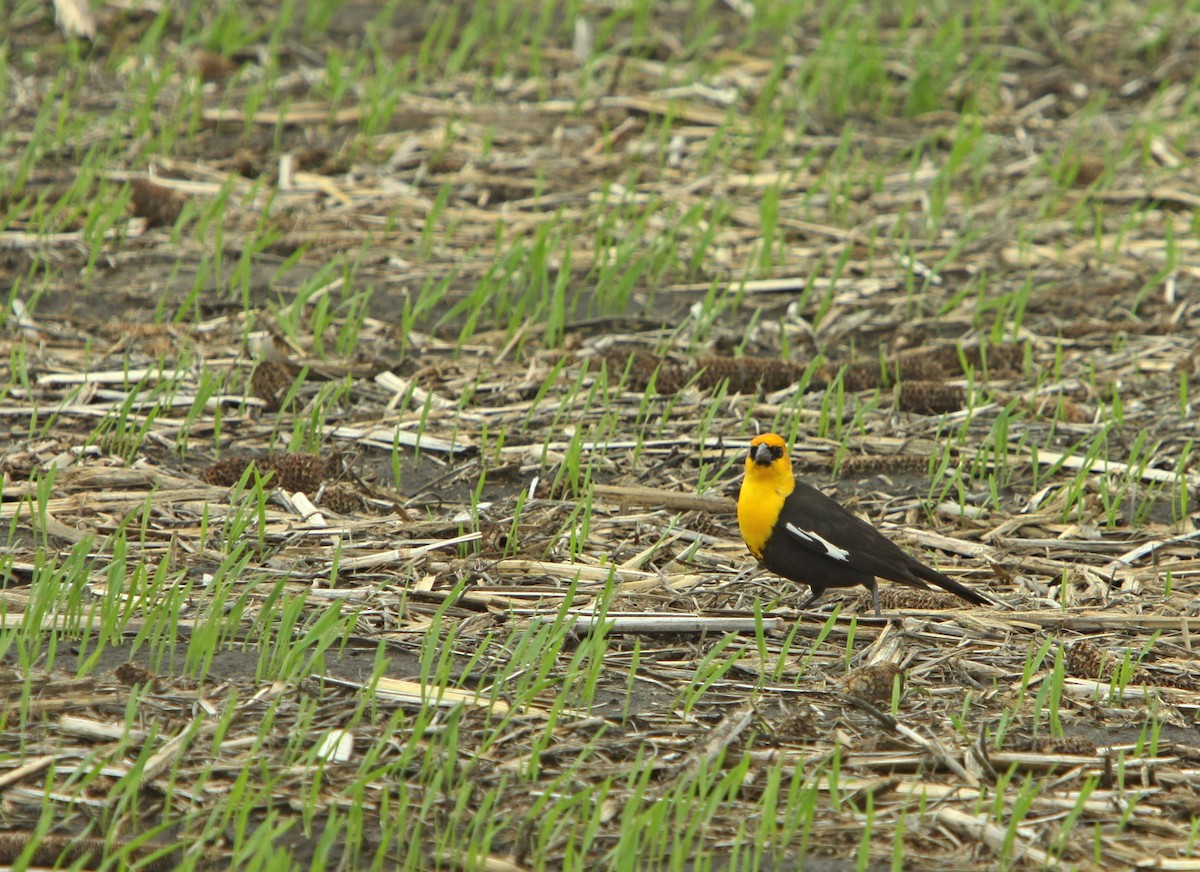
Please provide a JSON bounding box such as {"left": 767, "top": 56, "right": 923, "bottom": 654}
{"left": 737, "top": 432, "right": 991, "bottom": 616}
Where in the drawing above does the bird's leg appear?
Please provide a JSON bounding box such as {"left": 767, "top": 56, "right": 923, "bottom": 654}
{"left": 870, "top": 581, "right": 881, "bottom": 617}
{"left": 799, "top": 587, "right": 825, "bottom": 611}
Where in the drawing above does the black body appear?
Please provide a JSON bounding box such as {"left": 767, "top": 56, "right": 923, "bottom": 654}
{"left": 762, "top": 480, "right": 990, "bottom": 614}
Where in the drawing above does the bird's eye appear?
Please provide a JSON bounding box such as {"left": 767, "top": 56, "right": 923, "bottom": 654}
{"left": 772, "top": 446, "right": 783, "bottom": 459}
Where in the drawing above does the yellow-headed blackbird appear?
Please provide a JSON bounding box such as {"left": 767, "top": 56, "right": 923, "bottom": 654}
{"left": 737, "top": 432, "right": 990, "bottom": 615}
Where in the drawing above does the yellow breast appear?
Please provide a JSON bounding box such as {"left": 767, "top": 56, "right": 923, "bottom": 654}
{"left": 737, "top": 464, "right": 793, "bottom": 558}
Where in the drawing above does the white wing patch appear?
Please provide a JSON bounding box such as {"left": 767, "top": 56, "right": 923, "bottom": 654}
{"left": 785, "top": 522, "right": 850, "bottom": 562}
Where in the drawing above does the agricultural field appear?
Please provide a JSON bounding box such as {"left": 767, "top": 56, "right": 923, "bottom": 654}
{"left": 2, "top": 0, "right": 1200, "bottom": 868}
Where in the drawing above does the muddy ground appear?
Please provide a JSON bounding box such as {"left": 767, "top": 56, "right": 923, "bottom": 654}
{"left": 2, "top": 2, "right": 1200, "bottom": 869}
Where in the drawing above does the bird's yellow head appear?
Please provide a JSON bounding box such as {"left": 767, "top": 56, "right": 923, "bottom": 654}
{"left": 744, "top": 432, "right": 793, "bottom": 489}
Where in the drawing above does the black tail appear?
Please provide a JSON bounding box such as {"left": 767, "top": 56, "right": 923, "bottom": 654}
{"left": 914, "top": 563, "right": 993, "bottom": 606}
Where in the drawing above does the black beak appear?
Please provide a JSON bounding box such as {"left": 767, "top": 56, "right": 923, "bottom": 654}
{"left": 753, "top": 443, "right": 775, "bottom": 466}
